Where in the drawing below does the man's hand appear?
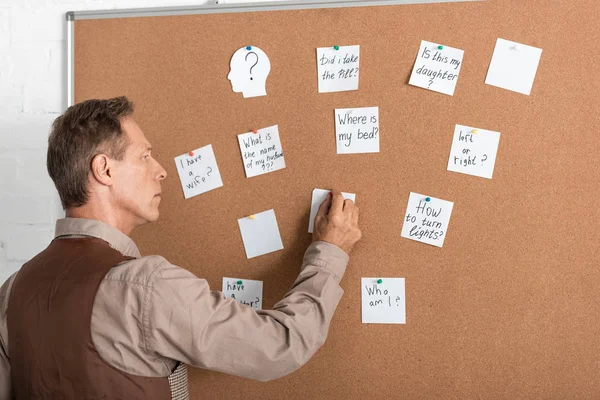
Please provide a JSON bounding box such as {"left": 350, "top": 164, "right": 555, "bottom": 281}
{"left": 312, "top": 191, "right": 362, "bottom": 255}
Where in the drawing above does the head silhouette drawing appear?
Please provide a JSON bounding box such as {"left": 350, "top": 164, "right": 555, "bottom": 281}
{"left": 227, "top": 46, "right": 271, "bottom": 98}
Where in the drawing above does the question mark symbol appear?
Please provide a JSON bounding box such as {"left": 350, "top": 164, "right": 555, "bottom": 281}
{"left": 481, "top": 154, "right": 488, "bottom": 165}
{"left": 245, "top": 51, "right": 259, "bottom": 81}
{"left": 206, "top": 166, "right": 212, "bottom": 177}
{"left": 428, "top": 78, "right": 434, "bottom": 89}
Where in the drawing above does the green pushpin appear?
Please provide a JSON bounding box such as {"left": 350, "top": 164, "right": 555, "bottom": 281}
{"left": 438, "top": 45, "right": 444, "bottom": 50}
{"left": 334, "top": 45, "right": 340, "bottom": 50}
{"left": 237, "top": 280, "right": 243, "bottom": 285}
{"left": 377, "top": 279, "right": 383, "bottom": 284}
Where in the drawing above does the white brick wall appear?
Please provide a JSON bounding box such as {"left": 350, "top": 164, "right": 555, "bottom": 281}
{"left": 0, "top": 0, "right": 282, "bottom": 284}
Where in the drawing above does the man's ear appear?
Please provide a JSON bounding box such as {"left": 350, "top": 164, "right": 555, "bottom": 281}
{"left": 90, "top": 154, "right": 114, "bottom": 186}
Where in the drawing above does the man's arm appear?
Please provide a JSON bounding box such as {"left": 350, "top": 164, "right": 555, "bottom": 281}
{"left": 144, "top": 192, "right": 361, "bottom": 381}
{"left": 0, "top": 273, "right": 17, "bottom": 400}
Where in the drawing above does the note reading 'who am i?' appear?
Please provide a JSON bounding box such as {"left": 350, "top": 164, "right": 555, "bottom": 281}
{"left": 237, "top": 125, "right": 286, "bottom": 178}
{"left": 361, "top": 278, "right": 406, "bottom": 324}
{"left": 317, "top": 45, "right": 360, "bottom": 93}
{"left": 401, "top": 192, "right": 454, "bottom": 248}
{"left": 335, "top": 107, "right": 379, "bottom": 154}
{"left": 409, "top": 40, "right": 464, "bottom": 96}
{"left": 174, "top": 144, "right": 223, "bottom": 199}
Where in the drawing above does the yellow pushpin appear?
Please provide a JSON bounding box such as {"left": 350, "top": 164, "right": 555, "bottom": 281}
{"left": 249, "top": 215, "right": 256, "bottom": 220}
{"left": 472, "top": 129, "right": 479, "bottom": 134}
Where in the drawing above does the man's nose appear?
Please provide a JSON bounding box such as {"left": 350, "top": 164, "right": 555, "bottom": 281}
{"left": 156, "top": 162, "right": 167, "bottom": 180}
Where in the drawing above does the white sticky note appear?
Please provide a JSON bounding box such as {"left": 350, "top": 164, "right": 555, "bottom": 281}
{"left": 361, "top": 278, "right": 406, "bottom": 324}
{"left": 401, "top": 192, "right": 454, "bottom": 248}
{"left": 174, "top": 144, "right": 223, "bottom": 199}
{"left": 447, "top": 125, "right": 501, "bottom": 179}
{"left": 238, "top": 209, "right": 284, "bottom": 259}
{"left": 409, "top": 40, "right": 464, "bottom": 96}
{"left": 237, "top": 125, "right": 286, "bottom": 178}
{"left": 308, "top": 189, "right": 356, "bottom": 233}
{"left": 222, "top": 277, "right": 263, "bottom": 310}
{"left": 317, "top": 45, "right": 360, "bottom": 93}
{"left": 485, "top": 38, "right": 543, "bottom": 95}
{"left": 335, "top": 107, "right": 379, "bottom": 154}
{"left": 227, "top": 46, "right": 271, "bottom": 98}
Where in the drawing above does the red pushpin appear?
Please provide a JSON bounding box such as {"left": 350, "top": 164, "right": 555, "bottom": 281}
{"left": 188, "top": 151, "right": 194, "bottom": 156}
{"left": 253, "top": 129, "right": 258, "bottom": 134}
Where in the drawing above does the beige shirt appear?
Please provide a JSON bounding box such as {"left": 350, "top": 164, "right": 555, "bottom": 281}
{"left": 0, "top": 218, "right": 349, "bottom": 399}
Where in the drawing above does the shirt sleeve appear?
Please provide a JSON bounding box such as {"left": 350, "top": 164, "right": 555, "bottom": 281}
{"left": 143, "top": 241, "right": 349, "bottom": 382}
{"left": 0, "top": 273, "right": 17, "bottom": 400}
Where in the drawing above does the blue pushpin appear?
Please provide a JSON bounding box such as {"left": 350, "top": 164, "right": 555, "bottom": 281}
{"left": 426, "top": 197, "right": 431, "bottom": 202}
{"left": 246, "top": 46, "right": 252, "bottom": 50}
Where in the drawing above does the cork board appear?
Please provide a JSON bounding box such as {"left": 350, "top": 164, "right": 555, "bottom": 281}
{"left": 73, "top": 1, "right": 600, "bottom": 398}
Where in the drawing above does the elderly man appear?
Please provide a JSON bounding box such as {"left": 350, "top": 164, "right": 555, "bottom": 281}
{"left": 0, "top": 97, "right": 361, "bottom": 399}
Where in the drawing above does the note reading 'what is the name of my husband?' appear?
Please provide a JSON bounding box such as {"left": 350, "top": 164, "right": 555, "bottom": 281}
{"left": 174, "top": 144, "right": 223, "bottom": 199}
{"left": 409, "top": 40, "right": 464, "bottom": 96}
{"left": 335, "top": 107, "right": 379, "bottom": 154}
{"left": 317, "top": 45, "right": 360, "bottom": 93}
{"left": 222, "top": 277, "right": 263, "bottom": 310}
{"left": 401, "top": 192, "right": 454, "bottom": 248}
{"left": 237, "top": 125, "right": 286, "bottom": 178}
{"left": 362, "top": 278, "right": 406, "bottom": 324}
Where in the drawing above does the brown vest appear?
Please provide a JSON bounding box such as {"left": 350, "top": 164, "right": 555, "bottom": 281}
{"left": 7, "top": 238, "right": 172, "bottom": 399}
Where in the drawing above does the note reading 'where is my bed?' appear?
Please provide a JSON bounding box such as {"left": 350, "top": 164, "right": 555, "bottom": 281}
{"left": 335, "top": 107, "right": 379, "bottom": 154}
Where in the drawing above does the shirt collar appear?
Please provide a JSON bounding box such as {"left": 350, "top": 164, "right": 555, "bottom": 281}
{"left": 54, "top": 218, "right": 141, "bottom": 259}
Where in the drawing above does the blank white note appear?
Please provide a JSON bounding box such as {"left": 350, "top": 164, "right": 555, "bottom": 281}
{"left": 485, "top": 38, "right": 543, "bottom": 95}
{"left": 237, "top": 209, "right": 284, "bottom": 259}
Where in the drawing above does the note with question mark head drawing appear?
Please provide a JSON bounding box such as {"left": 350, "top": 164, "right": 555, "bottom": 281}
{"left": 237, "top": 125, "right": 286, "bottom": 178}
{"left": 222, "top": 277, "right": 263, "bottom": 310}
{"left": 174, "top": 144, "right": 223, "bottom": 199}
{"left": 227, "top": 46, "right": 271, "bottom": 98}
{"left": 447, "top": 124, "right": 501, "bottom": 179}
